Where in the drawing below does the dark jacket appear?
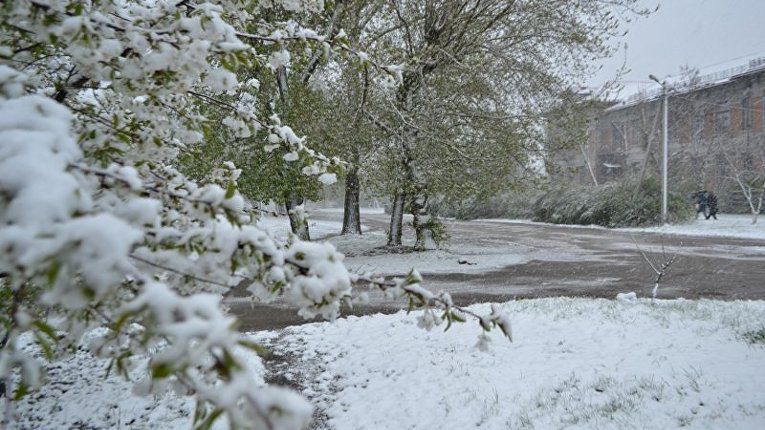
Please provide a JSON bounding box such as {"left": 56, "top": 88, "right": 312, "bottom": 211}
{"left": 707, "top": 193, "right": 718, "bottom": 213}
{"left": 693, "top": 191, "right": 708, "bottom": 208}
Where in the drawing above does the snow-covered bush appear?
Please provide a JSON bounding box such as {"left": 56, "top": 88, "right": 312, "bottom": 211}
{"left": 533, "top": 179, "right": 693, "bottom": 227}
{"left": 0, "top": 2, "right": 510, "bottom": 429}
{"left": 430, "top": 188, "right": 542, "bottom": 221}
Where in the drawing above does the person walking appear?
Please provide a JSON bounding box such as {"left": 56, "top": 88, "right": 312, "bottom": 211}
{"left": 693, "top": 190, "right": 708, "bottom": 219}
{"left": 705, "top": 191, "right": 718, "bottom": 220}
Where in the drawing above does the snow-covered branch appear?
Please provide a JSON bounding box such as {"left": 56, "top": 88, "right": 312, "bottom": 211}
{"left": 0, "top": 2, "right": 511, "bottom": 429}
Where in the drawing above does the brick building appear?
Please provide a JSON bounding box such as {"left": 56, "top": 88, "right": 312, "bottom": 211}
{"left": 555, "top": 59, "right": 765, "bottom": 211}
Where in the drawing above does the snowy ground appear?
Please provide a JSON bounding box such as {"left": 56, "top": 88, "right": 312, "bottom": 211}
{"left": 12, "top": 298, "right": 765, "bottom": 429}
{"left": 621, "top": 214, "right": 765, "bottom": 240}
{"left": 7, "top": 334, "right": 266, "bottom": 430}
{"left": 262, "top": 298, "right": 765, "bottom": 430}
{"left": 256, "top": 211, "right": 534, "bottom": 277}
{"left": 485, "top": 214, "right": 765, "bottom": 241}
{"left": 257, "top": 214, "right": 364, "bottom": 241}
{"left": 10, "top": 210, "right": 765, "bottom": 429}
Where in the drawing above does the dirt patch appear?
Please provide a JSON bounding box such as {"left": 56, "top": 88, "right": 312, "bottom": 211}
{"left": 257, "top": 334, "right": 336, "bottom": 430}
{"left": 230, "top": 302, "right": 398, "bottom": 332}
{"left": 425, "top": 252, "right": 765, "bottom": 301}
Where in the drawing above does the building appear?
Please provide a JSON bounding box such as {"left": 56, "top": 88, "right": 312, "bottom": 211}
{"left": 555, "top": 59, "right": 765, "bottom": 211}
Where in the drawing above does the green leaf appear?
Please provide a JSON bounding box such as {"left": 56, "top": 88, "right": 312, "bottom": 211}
{"left": 13, "top": 381, "right": 28, "bottom": 400}
{"left": 193, "top": 400, "right": 206, "bottom": 425}
{"left": 45, "top": 260, "right": 61, "bottom": 285}
{"left": 113, "top": 310, "right": 136, "bottom": 333}
{"left": 194, "top": 408, "right": 224, "bottom": 430}
{"left": 32, "top": 320, "right": 57, "bottom": 341}
{"left": 151, "top": 362, "right": 173, "bottom": 379}
{"left": 224, "top": 181, "right": 236, "bottom": 199}
{"left": 237, "top": 340, "right": 270, "bottom": 358}
{"left": 34, "top": 333, "right": 54, "bottom": 360}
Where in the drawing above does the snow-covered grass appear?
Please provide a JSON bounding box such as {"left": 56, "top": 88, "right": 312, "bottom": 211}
{"left": 483, "top": 214, "right": 765, "bottom": 240}
{"left": 326, "top": 229, "right": 532, "bottom": 276}
{"left": 258, "top": 212, "right": 535, "bottom": 277}
{"left": 304, "top": 206, "right": 386, "bottom": 215}
{"left": 8, "top": 334, "right": 266, "bottom": 430}
{"left": 265, "top": 298, "right": 765, "bottom": 430}
{"left": 10, "top": 298, "right": 765, "bottom": 429}
{"left": 257, "top": 214, "right": 368, "bottom": 240}
{"left": 621, "top": 214, "right": 765, "bottom": 240}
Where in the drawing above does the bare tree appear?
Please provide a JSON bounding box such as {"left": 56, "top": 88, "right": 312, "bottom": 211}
{"left": 720, "top": 144, "right": 765, "bottom": 224}
{"left": 632, "top": 237, "right": 679, "bottom": 301}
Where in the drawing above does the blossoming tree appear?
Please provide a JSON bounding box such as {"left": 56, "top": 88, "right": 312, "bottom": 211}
{"left": 0, "top": 1, "right": 511, "bottom": 428}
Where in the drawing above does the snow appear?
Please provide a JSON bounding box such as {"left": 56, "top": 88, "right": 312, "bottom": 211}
{"left": 616, "top": 291, "right": 638, "bottom": 302}
{"left": 331, "top": 229, "right": 532, "bottom": 276}
{"left": 621, "top": 214, "right": 765, "bottom": 240}
{"left": 264, "top": 298, "right": 765, "bottom": 430}
{"left": 253, "top": 210, "right": 592, "bottom": 279}
{"left": 16, "top": 298, "right": 765, "bottom": 430}
{"left": 483, "top": 215, "right": 765, "bottom": 241}
{"left": 306, "top": 207, "right": 386, "bottom": 215}
{"left": 318, "top": 173, "right": 337, "bottom": 185}
{"left": 8, "top": 202, "right": 765, "bottom": 429}
{"left": 7, "top": 334, "right": 268, "bottom": 430}
{"left": 256, "top": 213, "right": 370, "bottom": 240}
{"left": 612, "top": 53, "right": 765, "bottom": 106}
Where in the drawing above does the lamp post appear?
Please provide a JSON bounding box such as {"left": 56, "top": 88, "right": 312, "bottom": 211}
{"left": 649, "top": 74, "right": 669, "bottom": 224}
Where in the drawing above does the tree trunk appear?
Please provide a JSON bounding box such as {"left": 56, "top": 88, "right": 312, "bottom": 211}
{"left": 411, "top": 192, "right": 428, "bottom": 251}
{"left": 580, "top": 143, "right": 598, "bottom": 186}
{"left": 751, "top": 187, "right": 764, "bottom": 225}
{"left": 752, "top": 183, "right": 765, "bottom": 224}
{"left": 387, "top": 192, "right": 405, "bottom": 246}
{"left": 341, "top": 166, "right": 362, "bottom": 235}
{"left": 285, "top": 194, "right": 310, "bottom": 241}
{"left": 412, "top": 214, "right": 425, "bottom": 250}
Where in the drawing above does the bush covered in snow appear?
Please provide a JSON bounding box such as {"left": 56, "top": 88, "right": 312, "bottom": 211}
{"left": 430, "top": 188, "right": 542, "bottom": 221}
{"left": 532, "top": 178, "right": 693, "bottom": 227}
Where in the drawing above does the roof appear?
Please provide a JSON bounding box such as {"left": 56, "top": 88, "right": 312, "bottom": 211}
{"left": 605, "top": 57, "right": 765, "bottom": 113}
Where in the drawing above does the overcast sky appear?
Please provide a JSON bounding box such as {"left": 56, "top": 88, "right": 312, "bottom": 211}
{"left": 590, "top": 0, "right": 765, "bottom": 96}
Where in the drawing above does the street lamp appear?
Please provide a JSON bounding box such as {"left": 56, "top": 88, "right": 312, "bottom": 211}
{"left": 649, "top": 74, "right": 669, "bottom": 225}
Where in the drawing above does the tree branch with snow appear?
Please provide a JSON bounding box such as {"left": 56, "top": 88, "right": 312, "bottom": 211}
{"left": 0, "top": 2, "right": 511, "bottom": 429}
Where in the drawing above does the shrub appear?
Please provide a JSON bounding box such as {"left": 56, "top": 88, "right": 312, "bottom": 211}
{"left": 532, "top": 178, "right": 694, "bottom": 227}
{"left": 430, "top": 188, "right": 541, "bottom": 220}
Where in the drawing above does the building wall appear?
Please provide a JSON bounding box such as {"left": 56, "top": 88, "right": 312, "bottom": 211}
{"left": 556, "top": 68, "right": 765, "bottom": 211}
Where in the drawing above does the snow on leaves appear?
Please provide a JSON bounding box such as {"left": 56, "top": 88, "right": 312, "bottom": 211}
{"left": 0, "top": 1, "right": 511, "bottom": 429}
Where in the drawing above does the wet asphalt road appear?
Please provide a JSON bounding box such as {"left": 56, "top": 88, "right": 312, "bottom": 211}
{"left": 230, "top": 212, "right": 765, "bottom": 331}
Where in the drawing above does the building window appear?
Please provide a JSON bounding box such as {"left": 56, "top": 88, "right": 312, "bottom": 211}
{"left": 742, "top": 97, "right": 752, "bottom": 130}
{"left": 691, "top": 114, "right": 703, "bottom": 141}
{"left": 715, "top": 107, "right": 730, "bottom": 135}
{"left": 612, "top": 123, "right": 625, "bottom": 150}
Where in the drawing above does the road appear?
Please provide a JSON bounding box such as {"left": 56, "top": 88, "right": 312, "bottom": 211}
{"left": 230, "top": 211, "right": 765, "bottom": 331}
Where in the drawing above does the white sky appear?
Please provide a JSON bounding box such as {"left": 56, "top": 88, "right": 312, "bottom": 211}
{"left": 590, "top": 0, "right": 765, "bottom": 97}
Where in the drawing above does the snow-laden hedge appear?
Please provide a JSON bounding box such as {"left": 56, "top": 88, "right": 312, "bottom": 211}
{"left": 429, "top": 189, "right": 541, "bottom": 221}
{"left": 532, "top": 179, "right": 693, "bottom": 227}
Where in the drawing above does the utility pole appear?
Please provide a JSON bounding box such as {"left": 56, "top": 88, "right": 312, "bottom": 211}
{"left": 649, "top": 74, "right": 669, "bottom": 224}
